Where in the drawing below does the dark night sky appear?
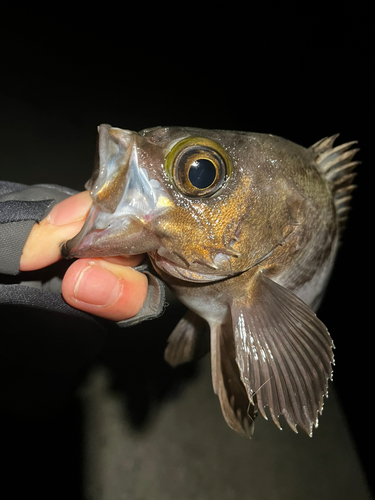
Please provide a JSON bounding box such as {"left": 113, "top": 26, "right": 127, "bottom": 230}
{"left": 1, "top": 8, "right": 372, "bottom": 493}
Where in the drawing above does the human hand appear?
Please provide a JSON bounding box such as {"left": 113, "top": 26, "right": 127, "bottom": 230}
{"left": 19, "top": 191, "right": 148, "bottom": 322}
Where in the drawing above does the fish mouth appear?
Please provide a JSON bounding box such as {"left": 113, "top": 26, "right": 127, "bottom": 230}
{"left": 62, "top": 124, "right": 171, "bottom": 258}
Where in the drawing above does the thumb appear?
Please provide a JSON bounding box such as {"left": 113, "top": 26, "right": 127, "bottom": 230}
{"left": 20, "top": 191, "right": 93, "bottom": 271}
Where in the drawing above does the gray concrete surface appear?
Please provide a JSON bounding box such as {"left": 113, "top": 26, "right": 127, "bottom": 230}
{"left": 79, "top": 360, "right": 370, "bottom": 500}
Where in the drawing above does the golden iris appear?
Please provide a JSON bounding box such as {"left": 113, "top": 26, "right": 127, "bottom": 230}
{"left": 165, "top": 137, "right": 232, "bottom": 197}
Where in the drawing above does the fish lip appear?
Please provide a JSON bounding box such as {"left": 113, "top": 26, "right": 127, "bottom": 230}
{"left": 61, "top": 205, "right": 101, "bottom": 257}
{"left": 62, "top": 206, "right": 161, "bottom": 258}
{"left": 87, "top": 124, "right": 138, "bottom": 214}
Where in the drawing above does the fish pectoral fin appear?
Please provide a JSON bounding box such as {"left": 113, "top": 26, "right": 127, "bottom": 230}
{"left": 164, "top": 310, "right": 210, "bottom": 367}
{"left": 211, "top": 322, "right": 257, "bottom": 437}
{"left": 232, "top": 273, "right": 334, "bottom": 436}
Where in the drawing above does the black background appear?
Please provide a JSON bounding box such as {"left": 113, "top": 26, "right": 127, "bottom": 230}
{"left": 1, "top": 7, "right": 372, "bottom": 497}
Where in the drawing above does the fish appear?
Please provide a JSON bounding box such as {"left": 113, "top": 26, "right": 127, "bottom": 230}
{"left": 62, "top": 124, "right": 358, "bottom": 437}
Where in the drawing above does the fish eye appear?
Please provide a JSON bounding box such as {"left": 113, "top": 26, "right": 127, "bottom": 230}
{"left": 165, "top": 137, "right": 232, "bottom": 197}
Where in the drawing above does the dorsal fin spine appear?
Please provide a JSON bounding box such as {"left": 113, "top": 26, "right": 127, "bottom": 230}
{"left": 310, "top": 135, "right": 359, "bottom": 234}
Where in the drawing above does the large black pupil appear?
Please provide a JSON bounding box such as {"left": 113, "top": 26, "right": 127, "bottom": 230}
{"left": 188, "top": 159, "right": 216, "bottom": 189}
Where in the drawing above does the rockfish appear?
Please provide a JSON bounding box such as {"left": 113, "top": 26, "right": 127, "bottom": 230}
{"left": 62, "top": 124, "right": 358, "bottom": 437}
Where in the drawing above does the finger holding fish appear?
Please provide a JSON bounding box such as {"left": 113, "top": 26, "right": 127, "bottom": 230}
{"left": 20, "top": 190, "right": 147, "bottom": 321}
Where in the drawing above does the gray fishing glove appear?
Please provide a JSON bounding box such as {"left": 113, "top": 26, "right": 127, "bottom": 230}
{"left": 0, "top": 181, "right": 166, "bottom": 327}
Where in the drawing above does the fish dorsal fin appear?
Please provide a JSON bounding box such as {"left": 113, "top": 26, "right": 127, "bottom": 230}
{"left": 231, "top": 272, "right": 334, "bottom": 436}
{"left": 211, "top": 320, "right": 257, "bottom": 437}
{"left": 310, "top": 135, "right": 359, "bottom": 232}
{"left": 164, "top": 310, "right": 210, "bottom": 367}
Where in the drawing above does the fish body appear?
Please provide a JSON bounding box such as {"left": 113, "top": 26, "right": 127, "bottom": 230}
{"left": 63, "top": 124, "right": 358, "bottom": 437}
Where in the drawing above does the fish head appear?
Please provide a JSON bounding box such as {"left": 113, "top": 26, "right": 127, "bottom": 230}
{"left": 63, "top": 124, "right": 304, "bottom": 282}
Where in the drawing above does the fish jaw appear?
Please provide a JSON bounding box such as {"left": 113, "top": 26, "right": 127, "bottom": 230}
{"left": 62, "top": 124, "right": 173, "bottom": 258}
{"left": 149, "top": 249, "right": 235, "bottom": 283}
